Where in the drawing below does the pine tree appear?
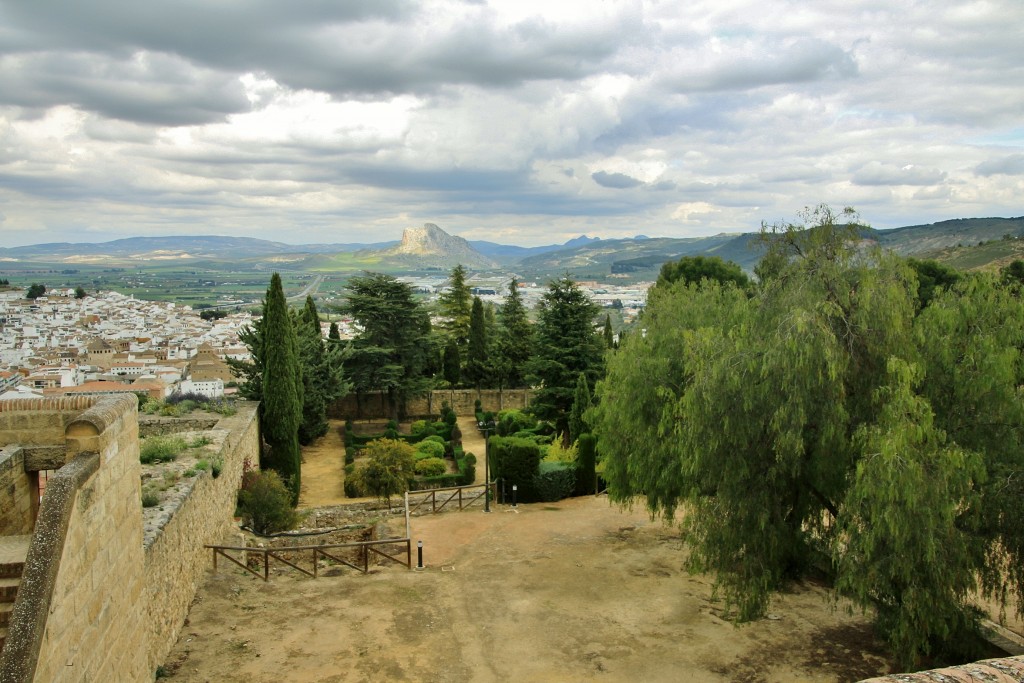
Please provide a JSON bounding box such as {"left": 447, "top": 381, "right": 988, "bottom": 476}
{"left": 494, "top": 279, "right": 534, "bottom": 388}
{"left": 328, "top": 321, "right": 341, "bottom": 341}
{"left": 342, "top": 273, "right": 435, "bottom": 419}
{"left": 260, "top": 273, "right": 303, "bottom": 504}
{"left": 437, "top": 264, "right": 472, "bottom": 350}
{"left": 528, "top": 277, "right": 604, "bottom": 434}
{"left": 603, "top": 314, "right": 614, "bottom": 349}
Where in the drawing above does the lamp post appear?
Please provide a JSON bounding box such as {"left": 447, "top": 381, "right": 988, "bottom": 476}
{"left": 478, "top": 419, "right": 496, "bottom": 512}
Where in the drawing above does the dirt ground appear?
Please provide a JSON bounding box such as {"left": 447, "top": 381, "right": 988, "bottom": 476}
{"left": 163, "top": 493, "right": 897, "bottom": 682}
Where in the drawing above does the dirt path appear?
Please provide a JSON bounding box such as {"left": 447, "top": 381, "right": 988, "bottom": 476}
{"left": 163, "top": 496, "right": 895, "bottom": 682}
{"left": 457, "top": 416, "right": 487, "bottom": 484}
{"left": 298, "top": 419, "right": 348, "bottom": 509}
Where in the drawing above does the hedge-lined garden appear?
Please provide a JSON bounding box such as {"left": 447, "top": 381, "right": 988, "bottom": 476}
{"left": 342, "top": 403, "right": 475, "bottom": 500}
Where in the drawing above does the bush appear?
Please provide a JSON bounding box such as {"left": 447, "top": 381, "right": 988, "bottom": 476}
{"left": 498, "top": 409, "right": 536, "bottom": 436}
{"left": 350, "top": 438, "right": 415, "bottom": 503}
{"left": 415, "top": 457, "right": 448, "bottom": 477}
{"left": 533, "top": 461, "right": 576, "bottom": 502}
{"left": 344, "top": 450, "right": 355, "bottom": 465}
{"left": 543, "top": 436, "right": 577, "bottom": 464}
{"left": 415, "top": 439, "right": 445, "bottom": 459}
{"left": 167, "top": 391, "right": 208, "bottom": 405}
{"left": 422, "top": 435, "right": 445, "bottom": 446}
{"left": 489, "top": 436, "right": 542, "bottom": 500}
{"left": 140, "top": 436, "right": 187, "bottom": 464}
{"left": 141, "top": 489, "right": 160, "bottom": 507}
{"left": 237, "top": 470, "right": 298, "bottom": 534}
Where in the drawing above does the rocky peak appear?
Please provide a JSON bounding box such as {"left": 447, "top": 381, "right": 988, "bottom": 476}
{"left": 390, "top": 223, "right": 496, "bottom": 268}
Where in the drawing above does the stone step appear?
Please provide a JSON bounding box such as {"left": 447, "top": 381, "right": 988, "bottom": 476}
{"left": 0, "top": 561, "right": 24, "bottom": 580}
{"left": 0, "top": 536, "right": 31, "bottom": 579}
{"left": 0, "top": 601, "right": 12, "bottom": 627}
{"left": 0, "top": 577, "right": 19, "bottom": 603}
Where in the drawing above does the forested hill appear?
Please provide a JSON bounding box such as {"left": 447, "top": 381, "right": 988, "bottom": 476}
{"left": 517, "top": 216, "right": 1024, "bottom": 280}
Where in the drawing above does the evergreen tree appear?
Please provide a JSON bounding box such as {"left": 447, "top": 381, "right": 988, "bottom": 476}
{"left": 26, "top": 283, "right": 46, "bottom": 299}
{"left": 259, "top": 273, "right": 303, "bottom": 504}
{"left": 328, "top": 321, "right": 341, "bottom": 341}
{"left": 603, "top": 314, "right": 614, "bottom": 349}
{"left": 494, "top": 279, "right": 533, "bottom": 389}
{"left": 528, "top": 276, "right": 604, "bottom": 434}
{"left": 297, "top": 296, "right": 329, "bottom": 445}
{"left": 342, "top": 273, "right": 435, "bottom": 419}
{"left": 443, "top": 337, "right": 461, "bottom": 386}
{"left": 437, "top": 264, "right": 472, "bottom": 349}
{"left": 74, "top": 286, "right": 87, "bottom": 299}
{"left": 464, "top": 296, "right": 489, "bottom": 388}
{"left": 568, "top": 373, "right": 591, "bottom": 442}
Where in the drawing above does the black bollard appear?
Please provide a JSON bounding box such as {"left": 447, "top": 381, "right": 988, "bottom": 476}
{"left": 512, "top": 484, "right": 518, "bottom": 508}
{"left": 417, "top": 540, "right": 423, "bottom": 569}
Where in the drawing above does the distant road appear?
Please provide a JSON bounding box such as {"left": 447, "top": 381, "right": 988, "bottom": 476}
{"left": 286, "top": 274, "right": 323, "bottom": 302}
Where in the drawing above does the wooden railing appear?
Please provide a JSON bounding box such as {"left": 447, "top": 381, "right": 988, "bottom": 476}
{"left": 406, "top": 482, "right": 495, "bottom": 516}
{"left": 205, "top": 537, "right": 411, "bottom": 582}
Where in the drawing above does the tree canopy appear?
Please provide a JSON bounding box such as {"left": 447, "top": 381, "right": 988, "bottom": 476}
{"left": 593, "top": 205, "right": 1024, "bottom": 667}
{"left": 437, "top": 264, "right": 472, "bottom": 349}
{"left": 655, "top": 255, "right": 750, "bottom": 290}
{"left": 528, "top": 276, "right": 604, "bottom": 434}
{"left": 341, "top": 272, "right": 435, "bottom": 419}
{"left": 493, "top": 279, "right": 534, "bottom": 389}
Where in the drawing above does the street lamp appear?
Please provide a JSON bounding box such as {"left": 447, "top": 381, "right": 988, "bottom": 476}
{"left": 477, "top": 419, "right": 496, "bottom": 512}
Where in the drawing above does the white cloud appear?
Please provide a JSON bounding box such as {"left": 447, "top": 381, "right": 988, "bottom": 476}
{"left": 0, "top": 0, "right": 1021, "bottom": 246}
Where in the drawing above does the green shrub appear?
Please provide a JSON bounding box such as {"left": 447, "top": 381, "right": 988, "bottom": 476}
{"left": 141, "top": 489, "right": 160, "bottom": 507}
{"left": 415, "top": 440, "right": 445, "bottom": 459}
{"left": 344, "top": 463, "right": 355, "bottom": 475}
{"left": 415, "top": 457, "right": 448, "bottom": 477}
{"left": 490, "top": 436, "right": 542, "bottom": 500}
{"left": 184, "top": 467, "right": 198, "bottom": 477}
{"left": 344, "top": 478, "right": 365, "bottom": 498}
{"left": 422, "top": 435, "right": 445, "bottom": 446}
{"left": 189, "top": 435, "right": 212, "bottom": 448}
{"left": 533, "top": 461, "right": 576, "bottom": 502}
{"left": 344, "top": 451, "right": 355, "bottom": 465}
{"left": 196, "top": 459, "right": 210, "bottom": 471}
{"left": 576, "top": 433, "right": 597, "bottom": 496}
{"left": 498, "top": 409, "right": 536, "bottom": 436}
{"left": 348, "top": 438, "right": 415, "bottom": 503}
{"left": 140, "top": 436, "right": 187, "bottom": 464}
{"left": 210, "top": 457, "right": 223, "bottom": 478}
{"left": 543, "top": 437, "right": 577, "bottom": 464}
{"left": 237, "top": 470, "right": 298, "bottom": 534}
{"left": 410, "top": 419, "right": 429, "bottom": 435}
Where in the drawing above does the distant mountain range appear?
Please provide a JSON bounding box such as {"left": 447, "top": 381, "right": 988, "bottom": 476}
{"left": 2, "top": 217, "right": 1023, "bottom": 280}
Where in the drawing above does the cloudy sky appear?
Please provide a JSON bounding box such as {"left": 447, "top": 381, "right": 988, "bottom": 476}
{"left": 0, "top": 0, "right": 1021, "bottom": 248}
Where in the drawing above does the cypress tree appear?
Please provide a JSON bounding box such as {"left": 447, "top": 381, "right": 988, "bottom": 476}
{"left": 328, "top": 321, "right": 341, "bottom": 341}
{"left": 568, "top": 373, "right": 592, "bottom": 442}
{"left": 438, "top": 264, "right": 472, "bottom": 350}
{"left": 464, "top": 296, "right": 489, "bottom": 388}
{"left": 297, "top": 296, "right": 329, "bottom": 445}
{"left": 443, "top": 338, "right": 461, "bottom": 386}
{"left": 603, "top": 314, "right": 614, "bottom": 349}
{"left": 261, "top": 273, "right": 303, "bottom": 504}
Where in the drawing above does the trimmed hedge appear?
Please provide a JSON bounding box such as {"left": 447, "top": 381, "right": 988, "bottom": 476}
{"left": 489, "top": 436, "right": 541, "bottom": 501}
{"left": 533, "top": 461, "right": 576, "bottom": 502}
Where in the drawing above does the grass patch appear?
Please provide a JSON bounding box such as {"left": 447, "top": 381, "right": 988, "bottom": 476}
{"left": 140, "top": 436, "right": 187, "bottom": 464}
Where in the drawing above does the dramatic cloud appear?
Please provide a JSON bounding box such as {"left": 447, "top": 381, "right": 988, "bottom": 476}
{"left": 0, "top": 0, "right": 1021, "bottom": 247}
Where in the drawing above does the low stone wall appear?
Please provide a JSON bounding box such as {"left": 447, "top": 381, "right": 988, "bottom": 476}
{"left": 0, "top": 446, "right": 33, "bottom": 535}
{"left": 330, "top": 388, "right": 534, "bottom": 420}
{"left": 142, "top": 404, "right": 259, "bottom": 673}
{"left": 138, "top": 416, "right": 220, "bottom": 437}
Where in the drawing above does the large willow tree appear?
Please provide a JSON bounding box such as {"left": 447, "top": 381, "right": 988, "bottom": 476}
{"left": 593, "top": 206, "right": 1024, "bottom": 667}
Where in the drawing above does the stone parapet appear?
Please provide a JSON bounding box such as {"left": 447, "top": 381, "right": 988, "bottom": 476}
{"left": 0, "top": 447, "right": 33, "bottom": 536}
{"left": 330, "top": 388, "right": 534, "bottom": 420}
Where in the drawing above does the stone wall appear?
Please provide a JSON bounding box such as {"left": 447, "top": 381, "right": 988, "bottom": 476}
{"left": 29, "top": 395, "right": 150, "bottom": 682}
{"left": 0, "top": 446, "right": 33, "bottom": 535}
{"left": 138, "top": 416, "right": 221, "bottom": 438}
{"left": 331, "top": 388, "right": 534, "bottom": 420}
{"left": 142, "top": 404, "right": 259, "bottom": 672}
{"left": 0, "top": 397, "right": 261, "bottom": 682}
